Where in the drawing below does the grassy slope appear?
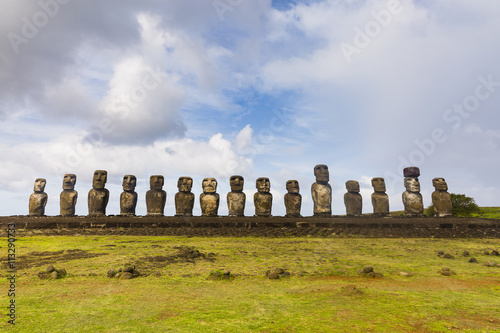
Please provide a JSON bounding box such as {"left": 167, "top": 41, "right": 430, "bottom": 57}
{"left": 391, "top": 207, "right": 500, "bottom": 218}
{"left": 2, "top": 236, "right": 500, "bottom": 332}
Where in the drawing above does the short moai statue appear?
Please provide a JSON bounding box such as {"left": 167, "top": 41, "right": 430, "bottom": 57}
{"left": 402, "top": 167, "right": 423, "bottom": 216}
{"left": 254, "top": 177, "right": 272, "bottom": 217}
{"left": 29, "top": 178, "right": 48, "bottom": 216}
{"left": 120, "top": 175, "right": 137, "bottom": 216}
{"left": 175, "top": 177, "right": 194, "bottom": 217}
{"left": 284, "top": 180, "right": 302, "bottom": 217}
{"left": 60, "top": 174, "right": 78, "bottom": 216}
{"left": 371, "top": 177, "right": 389, "bottom": 216}
{"left": 311, "top": 164, "right": 332, "bottom": 217}
{"left": 432, "top": 177, "right": 452, "bottom": 217}
{"left": 344, "top": 180, "right": 362, "bottom": 216}
{"left": 146, "top": 175, "right": 166, "bottom": 216}
{"left": 88, "top": 170, "right": 109, "bottom": 217}
{"left": 227, "top": 175, "right": 245, "bottom": 217}
{"left": 200, "top": 178, "right": 219, "bottom": 217}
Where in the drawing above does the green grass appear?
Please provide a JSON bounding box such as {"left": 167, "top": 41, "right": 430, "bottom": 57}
{"left": 2, "top": 236, "right": 500, "bottom": 332}
{"left": 471, "top": 207, "right": 500, "bottom": 219}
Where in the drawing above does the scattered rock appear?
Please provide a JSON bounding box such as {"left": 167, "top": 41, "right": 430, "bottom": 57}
{"left": 462, "top": 251, "right": 470, "bottom": 257}
{"left": 362, "top": 266, "right": 373, "bottom": 273}
{"left": 39, "top": 265, "right": 67, "bottom": 279}
{"left": 107, "top": 269, "right": 116, "bottom": 278}
{"left": 358, "top": 266, "right": 383, "bottom": 278}
{"left": 443, "top": 253, "right": 454, "bottom": 259}
{"left": 484, "top": 261, "right": 498, "bottom": 267}
{"left": 50, "top": 271, "right": 59, "bottom": 279}
{"left": 209, "top": 269, "right": 234, "bottom": 280}
{"left": 491, "top": 250, "right": 499, "bottom": 256}
{"left": 108, "top": 266, "right": 140, "bottom": 279}
{"left": 437, "top": 251, "right": 444, "bottom": 256}
{"left": 484, "top": 251, "right": 490, "bottom": 255}
{"left": 121, "top": 272, "right": 133, "bottom": 279}
{"left": 469, "top": 257, "right": 478, "bottom": 263}
{"left": 398, "top": 271, "right": 414, "bottom": 277}
{"left": 268, "top": 272, "right": 280, "bottom": 279}
{"left": 266, "top": 268, "right": 291, "bottom": 280}
{"left": 46, "top": 265, "right": 56, "bottom": 273}
{"left": 439, "top": 267, "right": 456, "bottom": 276}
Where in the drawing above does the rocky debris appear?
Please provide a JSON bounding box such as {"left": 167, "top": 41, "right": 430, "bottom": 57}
{"left": 484, "top": 261, "right": 499, "bottom": 267}
{"left": 462, "top": 251, "right": 470, "bottom": 257}
{"left": 209, "top": 269, "right": 233, "bottom": 280}
{"left": 265, "top": 268, "right": 291, "bottom": 279}
{"left": 38, "top": 265, "right": 67, "bottom": 279}
{"left": 437, "top": 251, "right": 444, "bottom": 256}
{"left": 439, "top": 267, "right": 456, "bottom": 276}
{"left": 340, "top": 285, "right": 364, "bottom": 295}
{"left": 398, "top": 271, "right": 414, "bottom": 277}
{"left": 437, "top": 252, "right": 454, "bottom": 259}
{"left": 107, "top": 266, "right": 140, "bottom": 279}
{"left": 358, "top": 266, "right": 383, "bottom": 278}
{"left": 491, "top": 250, "right": 499, "bottom": 256}
{"left": 469, "top": 257, "right": 478, "bottom": 263}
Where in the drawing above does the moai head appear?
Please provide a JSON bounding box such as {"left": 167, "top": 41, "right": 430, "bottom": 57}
{"left": 177, "top": 177, "right": 193, "bottom": 192}
{"left": 286, "top": 180, "right": 300, "bottom": 194}
{"left": 202, "top": 178, "right": 217, "bottom": 194}
{"left": 346, "top": 180, "right": 360, "bottom": 193}
{"left": 404, "top": 177, "right": 420, "bottom": 193}
{"left": 34, "top": 178, "right": 46, "bottom": 192}
{"left": 230, "top": 175, "right": 244, "bottom": 192}
{"left": 62, "top": 174, "right": 76, "bottom": 190}
{"left": 433, "top": 177, "right": 448, "bottom": 191}
{"left": 150, "top": 175, "right": 164, "bottom": 190}
{"left": 256, "top": 177, "right": 270, "bottom": 193}
{"left": 314, "top": 164, "right": 329, "bottom": 183}
{"left": 371, "top": 177, "right": 386, "bottom": 192}
{"left": 122, "top": 175, "right": 137, "bottom": 192}
{"left": 92, "top": 170, "right": 107, "bottom": 189}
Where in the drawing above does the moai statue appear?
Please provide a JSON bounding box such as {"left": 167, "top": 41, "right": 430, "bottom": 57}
{"left": 344, "top": 180, "right": 362, "bottom": 216}
{"left": 371, "top": 177, "right": 389, "bottom": 216}
{"left": 311, "top": 164, "right": 332, "bottom": 217}
{"left": 227, "top": 175, "right": 245, "bottom": 217}
{"left": 120, "top": 175, "right": 137, "bottom": 216}
{"left": 284, "top": 180, "right": 302, "bottom": 217}
{"left": 146, "top": 175, "right": 166, "bottom": 216}
{"left": 432, "top": 177, "right": 452, "bottom": 217}
{"left": 29, "top": 178, "right": 48, "bottom": 216}
{"left": 88, "top": 170, "right": 109, "bottom": 217}
{"left": 402, "top": 167, "right": 423, "bottom": 216}
{"left": 175, "top": 177, "right": 194, "bottom": 217}
{"left": 60, "top": 174, "right": 78, "bottom": 216}
{"left": 254, "top": 177, "right": 272, "bottom": 217}
{"left": 200, "top": 178, "right": 219, "bottom": 217}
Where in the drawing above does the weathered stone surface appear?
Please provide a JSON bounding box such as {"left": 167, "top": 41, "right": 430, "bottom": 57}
{"left": 120, "top": 175, "right": 137, "bottom": 216}
{"left": 344, "top": 180, "right": 362, "bottom": 216}
{"left": 403, "top": 166, "right": 420, "bottom": 177}
{"left": 60, "top": 174, "right": 78, "bottom": 217}
{"left": 146, "top": 175, "right": 166, "bottom": 216}
{"left": 254, "top": 177, "right": 272, "bottom": 217}
{"left": 227, "top": 175, "right": 245, "bottom": 217}
{"left": 402, "top": 175, "right": 423, "bottom": 216}
{"left": 88, "top": 170, "right": 109, "bottom": 217}
{"left": 175, "top": 177, "right": 194, "bottom": 217}
{"left": 371, "top": 177, "right": 389, "bottom": 216}
{"left": 29, "top": 178, "right": 48, "bottom": 216}
{"left": 311, "top": 164, "right": 332, "bottom": 217}
{"left": 121, "top": 272, "right": 133, "bottom": 279}
{"left": 200, "top": 178, "right": 219, "bottom": 217}
{"left": 469, "top": 257, "right": 478, "bottom": 263}
{"left": 46, "top": 265, "right": 56, "bottom": 273}
{"left": 432, "top": 177, "right": 453, "bottom": 217}
{"left": 107, "top": 269, "right": 116, "bottom": 278}
{"left": 285, "top": 180, "right": 302, "bottom": 217}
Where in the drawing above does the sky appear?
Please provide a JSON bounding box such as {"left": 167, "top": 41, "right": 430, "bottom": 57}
{"left": 1, "top": 0, "right": 499, "bottom": 217}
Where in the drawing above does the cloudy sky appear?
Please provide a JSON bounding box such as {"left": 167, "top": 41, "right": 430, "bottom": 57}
{"left": 1, "top": 0, "right": 499, "bottom": 216}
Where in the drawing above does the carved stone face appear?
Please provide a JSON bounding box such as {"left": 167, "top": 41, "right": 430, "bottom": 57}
{"left": 202, "top": 178, "right": 217, "bottom": 194}
{"left": 62, "top": 174, "right": 76, "bottom": 190}
{"left": 150, "top": 175, "right": 164, "bottom": 190}
{"left": 346, "top": 180, "right": 360, "bottom": 193}
{"left": 177, "top": 177, "right": 193, "bottom": 192}
{"left": 122, "top": 175, "right": 137, "bottom": 192}
{"left": 256, "top": 177, "right": 270, "bottom": 193}
{"left": 433, "top": 177, "right": 448, "bottom": 191}
{"left": 34, "top": 178, "right": 46, "bottom": 192}
{"left": 371, "top": 177, "right": 386, "bottom": 192}
{"left": 230, "top": 175, "right": 244, "bottom": 192}
{"left": 93, "top": 170, "right": 107, "bottom": 189}
{"left": 314, "top": 164, "right": 329, "bottom": 183}
{"left": 286, "top": 180, "right": 300, "bottom": 194}
{"left": 404, "top": 177, "right": 420, "bottom": 193}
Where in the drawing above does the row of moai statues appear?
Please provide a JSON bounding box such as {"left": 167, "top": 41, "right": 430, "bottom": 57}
{"left": 29, "top": 165, "right": 453, "bottom": 217}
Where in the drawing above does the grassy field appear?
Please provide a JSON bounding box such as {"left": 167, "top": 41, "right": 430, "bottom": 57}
{"left": 2, "top": 235, "right": 500, "bottom": 332}
{"left": 391, "top": 206, "right": 500, "bottom": 218}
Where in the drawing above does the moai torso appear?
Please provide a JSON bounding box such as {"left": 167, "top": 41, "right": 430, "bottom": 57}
{"left": 344, "top": 180, "right": 362, "bottom": 216}
{"left": 120, "top": 175, "right": 137, "bottom": 216}
{"left": 200, "top": 178, "right": 219, "bottom": 217}
{"left": 284, "top": 180, "right": 302, "bottom": 217}
{"left": 60, "top": 174, "right": 77, "bottom": 216}
{"left": 146, "top": 175, "right": 166, "bottom": 216}
{"left": 88, "top": 170, "right": 109, "bottom": 216}
{"left": 175, "top": 177, "right": 194, "bottom": 217}
{"left": 29, "top": 178, "right": 48, "bottom": 216}
{"left": 254, "top": 177, "right": 272, "bottom": 217}
{"left": 432, "top": 178, "right": 452, "bottom": 217}
{"left": 227, "top": 175, "right": 245, "bottom": 217}
{"left": 371, "top": 177, "right": 389, "bottom": 216}
{"left": 311, "top": 164, "right": 332, "bottom": 217}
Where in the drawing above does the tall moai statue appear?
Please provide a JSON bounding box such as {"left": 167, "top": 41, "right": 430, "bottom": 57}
{"left": 60, "top": 174, "right": 78, "bottom": 216}
{"left": 146, "top": 175, "right": 166, "bottom": 216}
{"left": 200, "top": 178, "right": 219, "bottom": 217}
{"left": 344, "top": 180, "right": 362, "bottom": 216}
{"left": 432, "top": 177, "right": 452, "bottom": 217}
{"left": 29, "top": 178, "right": 48, "bottom": 216}
{"left": 120, "top": 175, "right": 137, "bottom": 216}
{"left": 371, "top": 177, "right": 389, "bottom": 216}
{"left": 227, "top": 175, "right": 245, "bottom": 217}
{"left": 284, "top": 180, "right": 302, "bottom": 217}
{"left": 88, "top": 170, "right": 109, "bottom": 217}
{"left": 311, "top": 164, "right": 332, "bottom": 217}
{"left": 254, "top": 177, "right": 272, "bottom": 217}
{"left": 402, "top": 167, "right": 423, "bottom": 216}
{"left": 175, "top": 176, "right": 194, "bottom": 217}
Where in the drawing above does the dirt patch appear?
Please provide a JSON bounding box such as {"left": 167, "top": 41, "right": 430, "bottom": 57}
{"left": 4, "top": 249, "right": 108, "bottom": 270}
{"left": 138, "top": 245, "right": 216, "bottom": 270}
